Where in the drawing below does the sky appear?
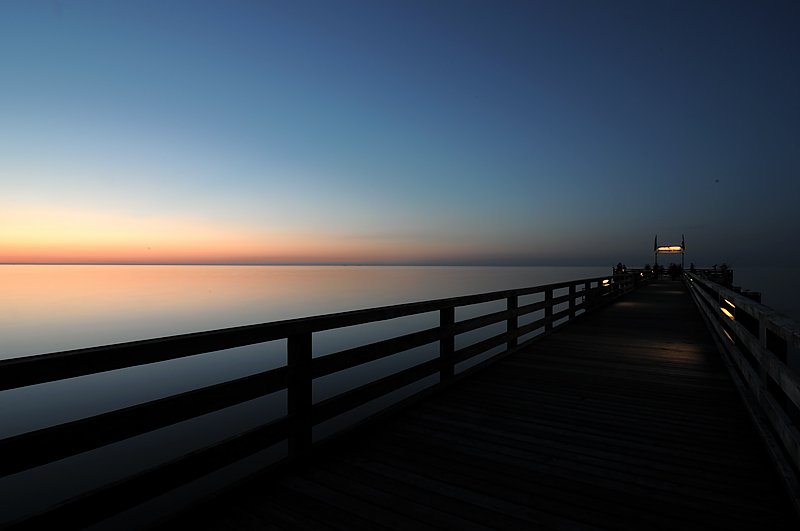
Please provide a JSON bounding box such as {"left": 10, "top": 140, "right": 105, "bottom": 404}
{"left": 1, "top": 0, "right": 798, "bottom": 267}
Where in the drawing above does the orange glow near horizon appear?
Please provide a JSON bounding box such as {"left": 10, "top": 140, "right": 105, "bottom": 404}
{"left": 0, "top": 206, "right": 477, "bottom": 264}
{"left": 1, "top": 207, "right": 269, "bottom": 263}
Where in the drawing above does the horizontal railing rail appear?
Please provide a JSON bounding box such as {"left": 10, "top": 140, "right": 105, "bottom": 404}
{"left": 685, "top": 271, "right": 800, "bottom": 514}
{"left": 0, "top": 272, "right": 644, "bottom": 529}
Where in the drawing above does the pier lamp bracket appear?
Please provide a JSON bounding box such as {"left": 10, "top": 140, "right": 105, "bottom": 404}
{"left": 653, "top": 234, "right": 685, "bottom": 269}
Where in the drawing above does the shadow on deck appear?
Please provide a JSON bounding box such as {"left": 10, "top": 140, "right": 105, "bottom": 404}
{"left": 166, "top": 280, "right": 797, "bottom": 530}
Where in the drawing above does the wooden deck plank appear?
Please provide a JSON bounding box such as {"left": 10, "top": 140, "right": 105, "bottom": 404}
{"left": 308, "top": 464, "right": 495, "bottom": 531}
{"left": 321, "top": 458, "right": 559, "bottom": 531}
{"left": 389, "top": 417, "right": 783, "bottom": 503}
{"left": 164, "top": 280, "right": 798, "bottom": 530}
{"left": 378, "top": 426, "right": 784, "bottom": 521}
{"left": 371, "top": 435, "right": 762, "bottom": 531}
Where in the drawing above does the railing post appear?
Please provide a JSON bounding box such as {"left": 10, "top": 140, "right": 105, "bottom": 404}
{"left": 507, "top": 295, "right": 518, "bottom": 350}
{"left": 759, "top": 314, "right": 768, "bottom": 350}
{"left": 568, "top": 284, "right": 576, "bottom": 319}
{"left": 757, "top": 314, "right": 769, "bottom": 405}
{"left": 545, "top": 288, "right": 553, "bottom": 332}
{"left": 584, "top": 281, "right": 591, "bottom": 311}
{"left": 287, "top": 332, "right": 312, "bottom": 457}
{"left": 440, "top": 307, "right": 455, "bottom": 382}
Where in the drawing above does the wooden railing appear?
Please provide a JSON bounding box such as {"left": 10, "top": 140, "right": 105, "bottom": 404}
{"left": 685, "top": 271, "right": 800, "bottom": 514}
{"left": 0, "top": 273, "right": 643, "bottom": 529}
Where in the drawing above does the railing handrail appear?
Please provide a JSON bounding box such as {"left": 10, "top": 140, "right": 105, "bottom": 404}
{"left": 688, "top": 271, "right": 800, "bottom": 348}
{"left": 0, "top": 272, "right": 644, "bottom": 529}
{"left": 685, "top": 271, "right": 800, "bottom": 515}
{"left": 686, "top": 270, "right": 800, "bottom": 407}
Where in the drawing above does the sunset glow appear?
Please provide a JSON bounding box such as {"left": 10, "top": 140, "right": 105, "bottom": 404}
{"left": 1, "top": 2, "right": 797, "bottom": 266}
{"left": 0, "top": 205, "right": 493, "bottom": 264}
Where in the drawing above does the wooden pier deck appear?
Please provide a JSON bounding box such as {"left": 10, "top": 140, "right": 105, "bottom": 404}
{"left": 169, "top": 280, "right": 798, "bottom": 530}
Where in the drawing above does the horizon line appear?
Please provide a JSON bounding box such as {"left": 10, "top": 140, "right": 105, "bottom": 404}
{"left": 0, "top": 261, "right": 614, "bottom": 267}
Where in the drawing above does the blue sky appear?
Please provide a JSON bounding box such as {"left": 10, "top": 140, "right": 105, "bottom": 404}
{"left": 1, "top": 0, "right": 798, "bottom": 266}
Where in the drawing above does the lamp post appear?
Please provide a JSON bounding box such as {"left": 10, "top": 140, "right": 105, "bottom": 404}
{"left": 653, "top": 234, "right": 685, "bottom": 272}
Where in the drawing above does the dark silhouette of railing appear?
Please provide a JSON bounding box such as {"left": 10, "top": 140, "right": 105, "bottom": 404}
{"left": 686, "top": 271, "right": 800, "bottom": 514}
{"left": 0, "top": 273, "right": 642, "bottom": 529}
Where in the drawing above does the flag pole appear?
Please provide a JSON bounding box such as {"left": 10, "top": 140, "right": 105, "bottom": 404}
{"left": 653, "top": 235, "right": 658, "bottom": 267}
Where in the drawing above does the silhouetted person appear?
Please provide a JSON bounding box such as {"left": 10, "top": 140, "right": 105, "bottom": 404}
{"left": 720, "top": 263, "right": 732, "bottom": 287}
{"left": 668, "top": 263, "right": 681, "bottom": 280}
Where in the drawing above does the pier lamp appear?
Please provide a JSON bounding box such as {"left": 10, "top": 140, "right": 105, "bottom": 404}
{"left": 653, "top": 234, "right": 685, "bottom": 269}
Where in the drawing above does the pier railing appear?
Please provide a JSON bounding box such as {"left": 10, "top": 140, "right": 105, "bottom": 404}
{"left": 0, "top": 273, "right": 642, "bottom": 529}
{"left": 685, "top": 271, "right": 800, "bottom": 512}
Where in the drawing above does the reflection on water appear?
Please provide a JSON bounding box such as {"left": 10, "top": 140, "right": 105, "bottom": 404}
{"left": 1, "top": 265, "right": 610, "bottom": 439}
{"left": 1, "top": 392, "right": 286, "bottom": 525}
{"left": 0, "top": 265, "right": 610, "bottom": 358}
{"left": 4, "top": 264, "right": 796, "bottom": 526}
{"left": 1, "top": 264, "right": 614, "bottom": 527}
{"left": 0, "top": 341, "right": 285, "bottom": 439}
{"left": 314, "top": 312, "right": 438, "bottom": 358}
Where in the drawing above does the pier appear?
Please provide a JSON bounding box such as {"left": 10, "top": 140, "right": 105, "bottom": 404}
{"left": 1, "top": 272, "right": 799, "bottom": 529}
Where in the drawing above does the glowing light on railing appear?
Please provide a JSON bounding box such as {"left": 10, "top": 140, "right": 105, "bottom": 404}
{"left": 724, "top": 298, "right": 735, "bottom": 309}
{"left": 720, "top": 307, "right": 734, "bottom": 320}
{"left": 722, "top": 329, "right": 734, "bottom": 343}
{"left": 656, "top": 246, "right": 683, "bottom": 252}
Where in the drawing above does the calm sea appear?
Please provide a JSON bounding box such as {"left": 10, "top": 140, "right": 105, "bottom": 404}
{"left": 1, "top": 264, "right": 797, "bottom": 527}
{"left": 726, "top": 266, "right": 800, "bottom": 323}
{"left": 2, "top": 264, "right": 797, "bottom": 359}
{"left": 1, "top": 264, "right": 616, "bottom": 359}
{"left": 2, "top": 264, "right": 614, "bottom": 526}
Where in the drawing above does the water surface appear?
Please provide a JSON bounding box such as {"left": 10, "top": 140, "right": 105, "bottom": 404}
{"left": 1, "top": 264, "right": 797, "bottom": 527}
{"left": 1, "top": 265, "right": 611, "bottom": 358}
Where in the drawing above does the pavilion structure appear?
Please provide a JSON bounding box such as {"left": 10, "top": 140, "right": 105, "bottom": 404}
{"left": 654, "top": 234, "right": 685, "bottom": 269}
